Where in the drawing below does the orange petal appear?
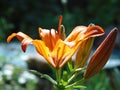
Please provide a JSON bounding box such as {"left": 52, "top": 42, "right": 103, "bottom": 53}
{"left": 7, "top": 32, "right": 33, "bottom": 52}
{"left": 7, "top": 32, "right": 32, "bottom": 42}
{"left": 65, "top": 26, "right": 87, "bottom": 42}
{"left": 65, "top": 25, "right": 104, "bottom": 48}
{"left": 7, "top": 33, "right": 17, "bottom": 43}
{"left": 39, "top": 28, "right": 60, "bottom": 51}
{"left": 59, "top": 40, "right": 84, "bottom": 68}
{"left": 84, "top": 25, "right": 104, "bottom": 39}
{"left": 84, "top": 28, "right": 118, "bottom": 79}
{"left": 21, "top": 39, "right": 32, "bottom": 52}
{"left": 75, "top": 37, "right": 94, "bottom": 68}
{"left": 32, "top": 40, "right": 56, "bottom": 68}
{"left": 51, "top": 40, "right": 72, "bottom": 68}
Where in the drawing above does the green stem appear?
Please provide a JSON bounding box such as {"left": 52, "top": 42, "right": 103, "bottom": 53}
{"left": 56, "top": 69, "right": 61, "bottom": 85}
{"left": 68, "top": 67, "right": 86, "bottom": 84}
{"left": 56, "top": 68, "right": 69, "bottom": 90}
{"left": 65, "top": 78, "right": 85, "bottom": 89}
{"left": 68, "top": 72, "right": 79, "bottom": 84}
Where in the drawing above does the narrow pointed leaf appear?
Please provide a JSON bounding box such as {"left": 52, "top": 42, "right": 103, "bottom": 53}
{"left": 73, "top": 85, "right": 87, "bottom": 89}
{"left": 67, "top": 59, "right": 74, "bottom": 72}
{"left": 30, "top": 70, "right": 57, "bottom": 85}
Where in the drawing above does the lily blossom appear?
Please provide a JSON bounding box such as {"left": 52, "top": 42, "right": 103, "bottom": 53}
{"left": 7, "top": 16, "right": 104, "bottom": 69}
{"left": 84, "top": 28, "right": 118, "bottom": 79}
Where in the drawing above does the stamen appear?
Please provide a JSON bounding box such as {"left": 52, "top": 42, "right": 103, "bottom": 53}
{"left": 60, "top": 25, "right": 66, "bottom": 40}
{"left": 49, "top": 30, "right": 54, "bottom": 51}
{"left": 58, "top": 15, "right": 63, "bottom": 34}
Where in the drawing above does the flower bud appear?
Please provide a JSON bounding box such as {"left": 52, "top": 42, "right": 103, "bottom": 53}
{"left": 84, "top": 28, "right": 118, "bottom": 79}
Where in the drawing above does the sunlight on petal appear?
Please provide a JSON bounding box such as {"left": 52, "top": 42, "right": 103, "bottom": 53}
{"left": 7, "top": 33, "right": 17, "bottom": 42}
{"left": 32, "top": 40, "right": 56, "bottom": 68}
{"left": 39, "top": 28, "right": 60, "bottom": 51}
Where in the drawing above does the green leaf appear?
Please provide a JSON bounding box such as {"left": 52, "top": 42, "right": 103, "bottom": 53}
{"left": 73, "top": 85, "right": 86, "bottom": 89}
{"left": 65, "top": 78, "right": 85, "bottom": 89}
{"left": 61, "top": 71, "right": 68, "bottom": 85}
{"left": 67, "top": 59, "right": 73, "bottom": 72}
{"left": 29, "top": 70, "right": 57, "bottom": 85}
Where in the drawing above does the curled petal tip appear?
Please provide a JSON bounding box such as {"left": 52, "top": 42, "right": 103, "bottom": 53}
{"left": 7, "top": 32, "right": 33, "bottom": 52}
{"left": 7, "top": 33, "right": 17, "bottom": 43}
{"left": 88, "top": 25, "right": 105, "bottom": 35}
{"left": 83, "top": 25, "right": 105, "bottom": 40}
{"left": 21, "top": 39, "right": 32, "bottom": 52}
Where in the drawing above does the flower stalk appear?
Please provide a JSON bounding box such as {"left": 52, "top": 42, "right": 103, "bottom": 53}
{"left": 56, "top": 69, "right": 61, "bottom": 85}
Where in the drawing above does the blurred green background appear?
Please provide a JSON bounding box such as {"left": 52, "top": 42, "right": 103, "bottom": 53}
{"left": 0, "top": 0, "right": 120, "bottom": 42}
{"left": 0, "top": 0, "right": 120, "bottom": 90}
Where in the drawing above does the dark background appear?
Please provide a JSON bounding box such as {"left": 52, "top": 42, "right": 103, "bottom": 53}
{"left": 0, "top": 0, "right": 120, "bottom": 44}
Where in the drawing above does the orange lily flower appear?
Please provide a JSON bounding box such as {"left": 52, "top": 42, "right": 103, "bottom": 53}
{"left": 84, "top": 28, "right": 118, "bottom": 79}
{"left": 7, "top": 16, "right": 104, "bottom": 69}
